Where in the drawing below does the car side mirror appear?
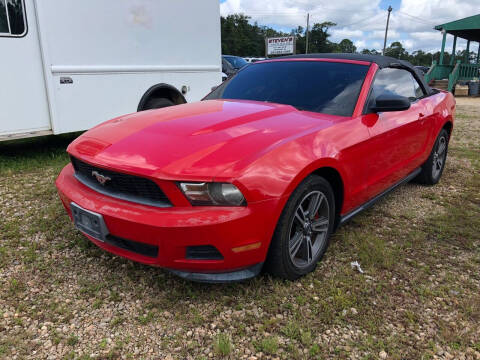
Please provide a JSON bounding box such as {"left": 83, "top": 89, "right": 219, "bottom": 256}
{"left": 371, "top": 94, "right": 411, "bottom": 113}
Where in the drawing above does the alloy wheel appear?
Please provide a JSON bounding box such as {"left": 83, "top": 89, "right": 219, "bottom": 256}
{"left": 288, "top": 190, "right": 330, "bottom": 268}
{"left": 432, "top": 135, "right": 447, "bottom": 179}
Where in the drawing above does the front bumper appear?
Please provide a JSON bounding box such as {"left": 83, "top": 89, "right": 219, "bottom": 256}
{"left": 56, "top": 164, "right": 281, "bottom": 281}
{"left": 168, "top": 262, "right": 264, "bottom": 283}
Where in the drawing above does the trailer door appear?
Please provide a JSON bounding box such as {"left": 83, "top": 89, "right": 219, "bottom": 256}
{"left": 0, "top": 0, "right": 50, "bottom": 137}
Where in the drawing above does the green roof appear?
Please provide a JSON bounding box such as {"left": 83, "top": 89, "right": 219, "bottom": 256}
{"left": 435, "top": 14, "right": 480, "bottom": 42}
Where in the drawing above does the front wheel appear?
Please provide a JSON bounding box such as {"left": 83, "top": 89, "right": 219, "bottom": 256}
{"left": 265, "top": 175, "right": 335, "bottom": 280}
{"left": 416, "top": 128, "right": 449, "bottom": 185}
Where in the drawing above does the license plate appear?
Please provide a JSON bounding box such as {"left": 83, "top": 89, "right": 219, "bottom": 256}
{"left": 70, "top": 202, "right": 109, "bottom": 242}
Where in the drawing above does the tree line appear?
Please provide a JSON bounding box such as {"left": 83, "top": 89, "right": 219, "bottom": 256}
{"left": 221, "top": 14, "right": 475, "bottom": 66}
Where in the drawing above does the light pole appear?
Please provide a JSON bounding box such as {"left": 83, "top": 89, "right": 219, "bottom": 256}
{"left": 305, "top": 13, "right": 310, "bottom": 54}
{"left": 382, "top": 6, "right": 392, "bottom": 56}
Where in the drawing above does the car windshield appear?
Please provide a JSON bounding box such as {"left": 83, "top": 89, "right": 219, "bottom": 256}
{"left": 224, "top": 56, "right": 248, "bottom": 69}
{"left": 206, "top": 61, "right": 369, "bottom": 116}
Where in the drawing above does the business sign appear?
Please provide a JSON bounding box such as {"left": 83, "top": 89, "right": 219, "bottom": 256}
{"left": 266, "top": 36, "right": 295, "bottom": 56}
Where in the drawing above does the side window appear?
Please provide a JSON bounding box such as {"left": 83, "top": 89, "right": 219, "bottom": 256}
{"left": 413, "top": 77, "right": 425, "bottom": 99}
{"left": 371, "top": 68, "right": 416, "bottom": 101}
{"left": 0, "top": 1, "right": 8, "bottom": 33}
{"left": 0, "top": 0, "right": 26, "bottom": 37}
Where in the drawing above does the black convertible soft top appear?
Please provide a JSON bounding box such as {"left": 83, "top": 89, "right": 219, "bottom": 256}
{"left": 279, "top": 53, "right": 434, "bottom": 95}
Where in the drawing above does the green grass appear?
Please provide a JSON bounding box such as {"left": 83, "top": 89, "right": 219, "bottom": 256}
{"left": 344, "top": 231, "right": 397, "bottom": 271}
{"left": 67, "top": 334, "right": 79, "bottom": 346}
{"left": 137, "top": 311, "right": 156, "bottom": 325}
{"left": 110, "top": 316, "right": 125, "bottom": 327}
{"left": 258, "top": 336, "right": 279, "bottom": 355}
{"left": 214, "top": 333, "right": 233, "bottom": 357}
{"left": 0, "top": 133, "right": 80, "bottom": 175}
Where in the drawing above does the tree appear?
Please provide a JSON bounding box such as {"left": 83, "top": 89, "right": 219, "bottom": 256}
{"left": 220, "top": 15, "right": 338, "bottom": 57}
{"left": 307, "top": 22, "right": 336, "bottom": 53}
{"left": 456, "top": 49, "right": 476, "bottom": 64}
{"left": 384, "top": 41, "right": 407, "bottom": 59}
{"left": 407, "top": 50, "right": 434, "bottom": 66}
{"left": 220, "top": 14, "right": 286, "bottom": 56}
{"left": 220, "top": 13, "right": 449, "bottom": 66}
{"left": 336, "top": 39, "right": 356, "bottom": 53}
{"left": 292, "top": 26, "right": 306, "bottom": 54}
{"left": 361, "top": 48, "right": 380, "bottom": 55}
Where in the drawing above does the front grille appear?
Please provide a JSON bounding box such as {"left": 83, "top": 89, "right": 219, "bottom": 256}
{"left": 105, "top": 235, "right": 158, "bottom": 258}
{"left": 71, "top": 157, "right": 172, "bottom": 207}
{"left": 186, "top": 245, "right": 224, "bottom": 260}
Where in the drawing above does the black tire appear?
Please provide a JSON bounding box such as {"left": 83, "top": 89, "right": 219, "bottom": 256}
{"left": 415, "top": 128, "right": 449, "bottom": 185}
{"left": 264, "top": 175, "right": 335, "bottom": 280}
{"left": 142, "top": 97, "right": 174, "bottom": 110}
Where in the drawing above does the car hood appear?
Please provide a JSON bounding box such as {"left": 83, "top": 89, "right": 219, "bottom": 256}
{"left": 68, "top": 100, "right": 340, "bottom": 180}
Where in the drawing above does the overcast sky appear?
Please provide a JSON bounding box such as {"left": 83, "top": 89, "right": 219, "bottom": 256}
{"left": 220, "top": 0, "right": 480, "bottom": 54}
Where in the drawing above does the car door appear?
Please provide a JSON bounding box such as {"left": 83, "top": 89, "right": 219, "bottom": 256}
{"left": 364, "top": 67, "right": 430, "bottom": 197}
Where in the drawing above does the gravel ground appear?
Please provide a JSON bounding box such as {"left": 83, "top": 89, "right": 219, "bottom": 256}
{"left": 0, "top": 98, "right": 479, "bottom": 360}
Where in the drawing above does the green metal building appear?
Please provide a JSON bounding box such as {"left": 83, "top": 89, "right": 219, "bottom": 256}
{"left": 425, "top": 14, "right": 480, "bottom": 92}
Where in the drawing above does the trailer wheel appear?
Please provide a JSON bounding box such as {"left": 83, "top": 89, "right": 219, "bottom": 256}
{"left": 137, "top": 84, "right": 186, "bottom": 111}
{"left": 143, "top": 97, "right": 175, "bottom": 110}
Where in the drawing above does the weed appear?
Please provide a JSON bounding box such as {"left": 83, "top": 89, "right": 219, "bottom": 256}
{"left": 214, "top": 333, "right": 232, "bottom": 357}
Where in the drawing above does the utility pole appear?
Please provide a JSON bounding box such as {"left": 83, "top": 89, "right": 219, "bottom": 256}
{"left": 305, "top": 13, "right": 310, "bottom": 54}
{"left": 382, "top": 6, "right": 392, "bottom": 56}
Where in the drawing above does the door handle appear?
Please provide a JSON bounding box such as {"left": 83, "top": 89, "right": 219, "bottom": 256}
{"left": 60, "top": 76, "right": 73, "bottom": 84}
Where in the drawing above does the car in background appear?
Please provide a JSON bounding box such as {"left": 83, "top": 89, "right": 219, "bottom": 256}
{"left": 245, "top": 57, "right": 267, "bottom": 63}
{"left": 222, "top": 55, "right": 248, "bottom": 76}
{"left": 415, "top": 65, "right": 430, "bottom": 75}
{"left": 56, "top": 54, "right": 455, "bottom": 282}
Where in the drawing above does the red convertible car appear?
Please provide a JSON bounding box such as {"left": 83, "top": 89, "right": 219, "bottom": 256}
{"left": 56, "top": 54, "right": 455, "bottom": 282}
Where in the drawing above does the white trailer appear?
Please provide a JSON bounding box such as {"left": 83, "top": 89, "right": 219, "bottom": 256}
{"left": 0, "top": 0, "right": 222, "bottom": 141}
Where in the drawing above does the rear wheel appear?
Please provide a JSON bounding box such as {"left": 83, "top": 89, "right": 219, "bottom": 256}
{"left": 416, "top": 128, "right": 449, "bottom": 185}
{"left": 265, "top": 175, "right": 335, "bottom": 280}
{"left": 142, "top": 97, "right": 174, "bottom": 110}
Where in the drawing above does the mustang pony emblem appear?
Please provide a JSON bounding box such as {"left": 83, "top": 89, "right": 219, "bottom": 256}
{"left": 91, "top": 171, "right": 111, "bottom": 186}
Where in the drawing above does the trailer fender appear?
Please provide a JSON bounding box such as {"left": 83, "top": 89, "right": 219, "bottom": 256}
{"left": 137, "top": 83, "right": 187, "bottom": 111}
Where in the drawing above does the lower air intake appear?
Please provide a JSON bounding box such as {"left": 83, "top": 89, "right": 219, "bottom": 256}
{"left": 186, "top": 245, "right": 223, "bottom": 260}
{"left": 105, "top": 235, "right": 158, "bottom": 258}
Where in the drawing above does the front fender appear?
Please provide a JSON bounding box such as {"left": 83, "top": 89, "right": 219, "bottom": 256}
{"left": 282, "top": 157, "right": 347, "bottom": 199}
{"left": 217, "top": 131, "right": 346, "bottom": 203}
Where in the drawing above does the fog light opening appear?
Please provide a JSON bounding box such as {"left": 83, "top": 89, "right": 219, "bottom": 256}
{"left": 186, "top": 245, "right": 223, "bottom": 260}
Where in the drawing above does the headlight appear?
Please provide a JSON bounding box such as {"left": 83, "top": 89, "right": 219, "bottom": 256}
{"left": 178, "top": 182, "right": 246, "bottom": 206}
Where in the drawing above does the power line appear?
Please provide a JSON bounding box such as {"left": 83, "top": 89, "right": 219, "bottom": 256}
{"left": 396, "top": 11, "right": 436, "bottom": 26}
{"left": 237, "top": 6, "right": 380, "bottom": 16}
{"left": 228, "top": 10, "right": 388, "bottom": 30}
{"left": 238, "top": 11, "right": 307, "bottom": 15}
{"left": 226, "top": 9, "right": 427, "bottom": 40}
{"left": 336, "top": 12, "right": 385, "bottom": 28}
{"left": 243, "top": 9, "right": 368, "bottom": 14}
